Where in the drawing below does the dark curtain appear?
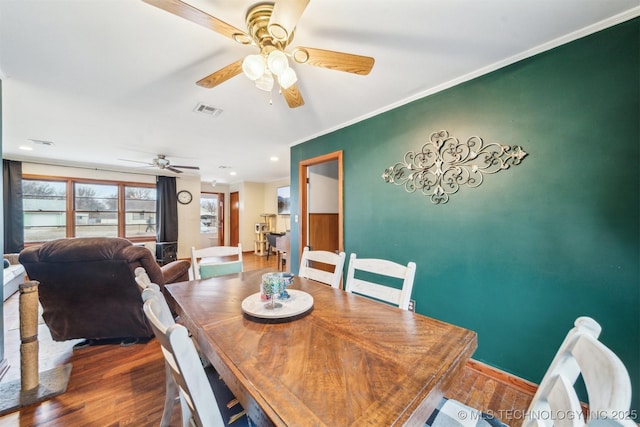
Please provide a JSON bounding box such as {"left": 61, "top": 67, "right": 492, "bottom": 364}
{"left": 3, "top": 160, "right": 24, "bottom": 253}
{"left": 156, "top": 176, "right": 178, "bottom": 242}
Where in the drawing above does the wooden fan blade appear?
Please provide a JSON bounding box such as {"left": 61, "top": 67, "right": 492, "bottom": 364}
{"left": 196, "top": 59, "right": 244, "bottom": 88}
{"left": 292, "top": 47, "right": 375, "bottom": 75}
{"left": 282, "top": 83, "right": 305, "bottom": 108}
{"left": 165, "top": 166, "right": 184, "bottom": 173}
{"left": 142, "top": 0, "right": 252, "bottom": 44}
{"left": 268, "top": 0, "right": 310, "bottom": 41}
{"left": 172, "top": 165, "right": 200, "bottom": 170}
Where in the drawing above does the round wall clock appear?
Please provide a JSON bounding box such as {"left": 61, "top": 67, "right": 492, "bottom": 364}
{"left": 177, "top": 190, "right": 193, "bottom": 205}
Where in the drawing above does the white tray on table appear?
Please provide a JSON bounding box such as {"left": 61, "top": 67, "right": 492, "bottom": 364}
{"left": 241, "top": 289, "right": 314, "bottom": 319}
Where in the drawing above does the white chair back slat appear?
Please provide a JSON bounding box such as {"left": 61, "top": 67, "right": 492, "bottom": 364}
{"left": 347, "top": 278, "right": 403, "bottom": 305}
{"left": 305, "top": 269, "right": 339, "bottom": 287}
{"left": 193, "top": 245, "right": 243, "bottom": 258}
{"left": 351, "top": 257, "right": 412, "bottom": 279}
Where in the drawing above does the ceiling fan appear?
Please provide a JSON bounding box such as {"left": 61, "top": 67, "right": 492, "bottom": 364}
{"left": 120, "top": 154, "right": 200, "bottom": 174}
{"left": 142, "top": 0, "right": 375, "bottom": 108}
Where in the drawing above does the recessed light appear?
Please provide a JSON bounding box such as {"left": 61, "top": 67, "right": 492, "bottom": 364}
{"left": 270, "top": 156, "right": 279, "bottom": 162}
{"left": 229, "top": 171, "right": 237, "bottom": 176}
{"left": 19, "top": 145, "right": 34, "bottom": 151}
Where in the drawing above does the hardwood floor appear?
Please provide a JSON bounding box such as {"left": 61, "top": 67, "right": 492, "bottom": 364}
{"left": 0, "top": 252, "right": 534, "bottom": 426}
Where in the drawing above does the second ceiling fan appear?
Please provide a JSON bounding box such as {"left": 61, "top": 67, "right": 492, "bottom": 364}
{"left": 142, "top": 0, "right": 375, "bottom": 108}
{"left": 120, "top": 154, "right": 200, "bottom": 173}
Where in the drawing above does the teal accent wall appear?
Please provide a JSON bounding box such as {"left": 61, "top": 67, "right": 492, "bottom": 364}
{"left": 291, "top": 18, "right": 639, "bottom": 413}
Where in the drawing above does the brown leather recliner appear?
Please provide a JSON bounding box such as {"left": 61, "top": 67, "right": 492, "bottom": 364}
{"left": 19, "top": 237, "right": 190, "bottom": 342}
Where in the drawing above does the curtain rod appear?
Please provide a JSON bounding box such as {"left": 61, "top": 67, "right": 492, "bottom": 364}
{"left": 7, "top": 157, "right": 183, "bottom": 178}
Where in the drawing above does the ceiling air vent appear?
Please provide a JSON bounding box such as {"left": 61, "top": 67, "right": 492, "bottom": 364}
{"left": 28, "top": 139, "right": 55, "bottom": 146}
{"left": 193, "top": 103, "right": 223, "bottom": 117}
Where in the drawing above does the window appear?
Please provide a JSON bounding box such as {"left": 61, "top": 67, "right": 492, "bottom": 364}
{"left": 200, "top": 193, "right": 218, "bottom": 234}
{"left": 74, "top": 183, "right": 118, "bottom": 237}
{"left": 22, "top": 177, "right": 156, "bottom": 244}
{"left": 23, "top": 179, "right": 67, "bottom": 242}
{"left": 125, "top": 186, "right": 156, "bottom": 238}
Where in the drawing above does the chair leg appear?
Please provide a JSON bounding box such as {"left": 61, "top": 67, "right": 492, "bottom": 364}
{"left": 161, "top": 362, "right": 179, "bottom": 427}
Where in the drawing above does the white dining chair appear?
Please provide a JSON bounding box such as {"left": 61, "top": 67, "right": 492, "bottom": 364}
{"left": 191, "top": 244, "right": 243, "bottom": 280}
{"left": 345, "top": 253, "right": 416, "bottom": 310}
{"left": 298, "top": 246, "right": 346, "bottom": 288}
{"left": 134, "top": 266, "right": 153, "bottom": 291}
{"left": 426, "top": 316, "right": 636, "bottom": 427}
{"left": 140, "top": 283, "right": 182, "bottom": 427}
{"left": 142, "top": 285, "right": 250, "bottom": 427}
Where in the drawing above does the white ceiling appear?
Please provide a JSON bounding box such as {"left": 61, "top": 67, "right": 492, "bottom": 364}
{"left": 1, "top": 0, "right": 638, "bottom": 184}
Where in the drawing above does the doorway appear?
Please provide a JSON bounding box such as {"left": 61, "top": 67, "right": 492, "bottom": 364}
{"left": 230, "top": 191, "right": 239, "bottom": 246}
{"left": 298, "top": 151, "right": 343, "bottom": 262}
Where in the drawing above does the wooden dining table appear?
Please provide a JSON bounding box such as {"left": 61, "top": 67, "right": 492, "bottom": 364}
{"left": 165, "top": 269, "right": 477, "bottom": 427}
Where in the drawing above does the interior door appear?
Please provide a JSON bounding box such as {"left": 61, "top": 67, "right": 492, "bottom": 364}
{"left": 230, "top": 191, "right": 239, "bottom": 247}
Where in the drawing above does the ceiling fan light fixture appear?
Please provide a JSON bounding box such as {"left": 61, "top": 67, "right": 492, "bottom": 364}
{"left": 242, "top": 54, "right": 265, "bottom": 81}
{"left": 267, "top": 50, "right": 289, "bottom": 76}
{"left": 255, "top": 70, "right": 274, "bottom": 92}
{"left": 144, "top": 0, "right": 374, "bottom": 109}
{"left": 279, "top": 67, "right": 297, "bottom": 90}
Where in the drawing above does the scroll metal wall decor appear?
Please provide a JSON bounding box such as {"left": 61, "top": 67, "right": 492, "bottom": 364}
{"left": 381, "top": 130, "right": 527, "bottom": 204}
